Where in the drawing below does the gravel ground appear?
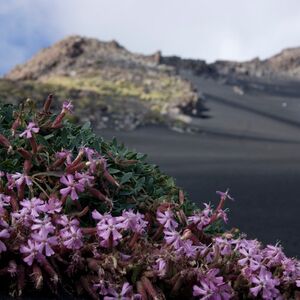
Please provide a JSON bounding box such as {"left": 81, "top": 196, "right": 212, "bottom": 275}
{"left": 100, "top": 75, "right": 300, "bottom": 257}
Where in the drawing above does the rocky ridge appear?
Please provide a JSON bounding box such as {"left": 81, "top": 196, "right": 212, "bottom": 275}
{"left": 2, "top": 36, "right": 200, "bottom": 131}
{"left": 2, "top": 36, "right": 300, "bottom": 132}
{"left": 161, "top": 46, "right": 300, "bottom": 80}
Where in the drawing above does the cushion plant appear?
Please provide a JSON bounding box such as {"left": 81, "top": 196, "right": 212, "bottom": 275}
{"left": 0, "top": 95, "right": 299, "bottom": 299}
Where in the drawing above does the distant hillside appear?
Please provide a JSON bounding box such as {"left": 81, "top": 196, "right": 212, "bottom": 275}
{"left": 3, "top": 36, "right": 300, "bottom": 131}
{"left": 2, "top": 36, "right": 200, "bottom": 130}
{"left": 162, "top": 46, "right": 300, "bottom": 80}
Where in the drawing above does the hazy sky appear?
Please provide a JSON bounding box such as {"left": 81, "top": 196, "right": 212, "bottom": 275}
{"left": 1, "top": 0, "right": 300, "bottom": 75}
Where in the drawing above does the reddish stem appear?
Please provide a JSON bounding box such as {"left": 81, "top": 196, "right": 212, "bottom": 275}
{"left": 29, "top": 137, "right": 38, "bottom": 154}
{"left": 103, "top": 170, "right": 120, "bottom": 187}
{"left": 24, "top": 160, "right": 32, "bottom": 174}
{"left": 49, "top": 157, "right": 66, "bottom": 170}
{"left": 17, "top": 148, "right": 32, "bottom": 160}
{"left": 129, "top": 232, "right": 140, "bottom": 249}
{"left": 81, "top": 227, "right": 97, "bottom": 235}
{"left": 17, "top": 264, "right": 25, "bottom": 297}
{"left": 141, "top": 276, "right": 159, "bottom": 300}
{"left": 66, "top": 161, "right": 86, "bottom": 173}
{"left": 137, "top": 281, "right": 148, "bottom": 300}
{"left": 31, "top": 263, "right": 43, "bottom": 289}
{"left": 88, "top": 187, "right": 109, "bottom": 203}
{"left": 11, "top": 116, "right": 21, "bottom": 136}
{"left": 0, "top": 134, "right": 11, "bottom": 149}
{"left": 51, "top": 112, "right": 66, "bottom": 128}
{"left": 17, "top": 182, "right": 25, "bottom": 201}
{"left": 43, "top": 94, "right": 53, "bottom": 113}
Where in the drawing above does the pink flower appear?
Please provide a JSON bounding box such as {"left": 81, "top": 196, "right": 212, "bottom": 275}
{"left": 6, "top": 174, "right": 15, "bottom": 190}
{"left": 96, "top": 216, "right": 125, "bottom": 248}
{"left": 86, "top": 154, "right": 107, "bottom": 175}
{"left": 193, "top": 269, "right": 232, "bottom": 300}
{"left": 263, "top": 244, "right": 286, "bottom": 267}
{"left": 216, "top": 189, "right": 234, "bottom": 201}
{"left": 31, "top": 228, "right": 58, "bottom": 256}
{"left": 234, "top": 238, "right": 261, "bottom": 252}
{"left": 0, "top": 193, "right": 10, "bottom": 216}
{"left": 193, "top": 282, "right": 232, "bottom": 300}
{"left": 0, "top": 193, "right": 10, "bottom": 205}
{"left": 120, "top": 209, "right": 148, "bottom": 233}
{"left": 20, "top": 239, "right": 43, "bottom": 266}
{"left": 179, "top": 240, "right": 201, "bottom": 258}
{"left": 201, "top": 268, "right": 224, "bottom": 286}
{"left": 20, "top": 197, "right": 45, "bottom": 218}
{"left": 62, "top": 100, "right": 73, "bottom": 113}
{"left": 11, "top": 172, "right": 32, "bottom": 188}
{"left": 0, "top": 228, "right": 10, "bottom": 253}
{"left": 92, "top": 210, "right": 111, "bottom": 222}
{"left": 92, "top": 210, "right": 126, "bottom": 248}
{"left": 60, "top": 174, "right": 85, "bottom": 200}
{"left": 213, "top": 237, "right": 232, "bottom": 256}
{"left": 41, "top": 196, "right": 62, "bottom": 214}
{"left": 56, "top": 215, "right": 79, "bottom": 232}
{"left": 94, "top": 279, "right": 108, "bottom": 296}
{"left": 61, "top": 226, "right": 83, "bottom": 250}
{"left": 56, "top": 149, "right": 73, "bottom": 165}
{"left": 193, "top": 281, "right": 212, "bottom": 299}
{"left": 104, "top": 282, "right": 138, "bottom": 300}
{"left": 187, "top": 203, "right": 212, "bottom": 231}
{"left": 52, "top": 101, "right": 74, "bottom": 128}
{"left": 11, "top": 209, "right": 32, "bottom": 227}
{"left": 163, "top": 228, "right": 184, "bottom": 250}
{"left": 238, "top": 247, "right": 262, "bottom": 271}
{"left": 157, "top": 209, "right": 178, "bottom": 230}
{"left": 75, "top": 172, "right": 94, "bottom": 187}
{"left": 155, "top": 258, "right": 166, "bottom": 278}
{"left": 216, "top": 209, "right": 229, "bottom": 223}
{"left": 250, "top": 267, "right": 280, "bottom": 299}
{"left": 31, "top": 215, "right": 55, "bottom": 233}
{"left": 201, "top": 246, "right": 215, "bottom": 264}
{"left": 281, "top": 257, "right": 299, "bottom": 284}
{"left": 19, "top": 122, "right": 39, "bottom": 139}
{"left": 82, "top": 147, "right": 100, "bottom": 162}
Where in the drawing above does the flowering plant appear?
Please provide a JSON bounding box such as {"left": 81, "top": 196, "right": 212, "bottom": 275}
{"left": 0, "top": 95, "right": 299, "bottom": 299}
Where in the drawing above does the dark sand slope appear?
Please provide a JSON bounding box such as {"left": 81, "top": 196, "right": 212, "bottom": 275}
{"left": 183, "top": 73, "right": 300, "bottom": 142}
{"left": 100, "top": 75, "right": 300, "bottom": 257}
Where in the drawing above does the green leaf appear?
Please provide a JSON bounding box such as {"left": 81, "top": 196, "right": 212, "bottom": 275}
{"left": 44, "top": 133, "right": 55, "bottom": 140}
{"left": 120, "top": 172, "right": 133, "bottom": 184}
{"left": 108, "top": 168, "right": 121, "bottom": 174}
{"left": 136, "top": 152, "right": 147, "bottom": 160}
{"left": 82, "top": 121, "right": 91, "bottom": 130}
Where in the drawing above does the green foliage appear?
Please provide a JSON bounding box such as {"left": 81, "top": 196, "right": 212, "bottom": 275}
{"left": 0, "top": 102, "right": 195, "bottom": 218}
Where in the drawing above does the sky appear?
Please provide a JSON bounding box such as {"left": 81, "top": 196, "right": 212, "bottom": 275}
{"left": 1, "top": 0, "right": 300, "bottom": 75}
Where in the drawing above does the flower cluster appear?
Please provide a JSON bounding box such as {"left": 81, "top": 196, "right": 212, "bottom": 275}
{"left": 92, "top": 209, "right": 148, "bottom": 248}
{"left": 0, "top": 97, "right": 298, "bottom": 299}
{"left": 193, "top": 269, "right": 233, "bottom": 299}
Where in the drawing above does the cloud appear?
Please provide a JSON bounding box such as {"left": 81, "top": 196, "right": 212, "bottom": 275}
{"left": 1, "top": 0, "right": 300, "bottom": 75}
{"left": 0, "top": 0, "right": 60, "bottom": 74}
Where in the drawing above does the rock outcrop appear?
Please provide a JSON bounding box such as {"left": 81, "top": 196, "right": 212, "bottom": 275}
{"left": 162, "top": 46, "right": 300, "bottom": 80}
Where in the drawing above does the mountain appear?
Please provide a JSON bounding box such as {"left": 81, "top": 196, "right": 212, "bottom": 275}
{"left": 2, "top": 36, "right": 300, "bottom": 131}
{"left": 1, "top": 36, "right": 199, "bottom": 130}
{"left": 162, "top": 46, "right": 300, "bottom": 80}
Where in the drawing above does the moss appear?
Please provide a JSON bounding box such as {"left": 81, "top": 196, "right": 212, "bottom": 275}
{"left": 0, "top": 73, "right": 195, "bottom": 130}
{"left": 42, "top": 75, "right": 190, "bottom": 110}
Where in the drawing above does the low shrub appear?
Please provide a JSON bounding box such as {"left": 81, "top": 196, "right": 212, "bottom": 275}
{"left": 0, "top": 95, "right": 299, "bottom": 299}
